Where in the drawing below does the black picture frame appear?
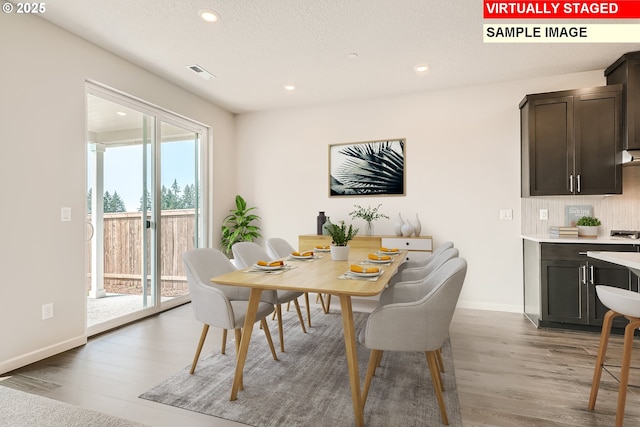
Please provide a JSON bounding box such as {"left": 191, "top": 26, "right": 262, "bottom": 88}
{"left": 329, "top": 138, "right": 405, "bottom": 197}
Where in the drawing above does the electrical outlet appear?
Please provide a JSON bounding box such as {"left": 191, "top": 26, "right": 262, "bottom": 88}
{"left": 499, "top": 209, "right": 513, "bottom": 220}
{"left": 61, "top": 207, "right": 71, "bottom": 222}
{"left": 539, "top": 209, "right": 549, "bottom": 220}
{"left": 42, "top": 303, "right": 53, "bottom": 320}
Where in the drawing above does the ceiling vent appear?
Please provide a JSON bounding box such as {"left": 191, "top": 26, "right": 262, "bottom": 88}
{"left": 186, "top": 64, "right": 215, "bottom": 80}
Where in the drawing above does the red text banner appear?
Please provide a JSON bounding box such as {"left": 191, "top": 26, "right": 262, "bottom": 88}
{"left": 484, "top": 1, "right": 640, "bottom": 19}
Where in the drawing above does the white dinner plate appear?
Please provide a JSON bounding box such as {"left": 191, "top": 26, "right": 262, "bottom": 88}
{"left": 314, "top": 247, "right": 331, "bottom": 252}
{"left": 349, "top": 270, "right": 383, "bottom": 278}
{"left": 290, "top": 254, "right": 314, "bottom": 260}
{"left": 378, "top": 250, "right": 400, "bottom": 256}
{"left": 252, "top": 263, "right": 285, "bottom": 271}
{"left": 367, "top": 258, "right": 392, "bottom": 264}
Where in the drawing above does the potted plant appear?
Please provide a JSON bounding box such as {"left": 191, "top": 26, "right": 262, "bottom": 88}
{"left": 220, "top": 195, "right": 262, "bottom": 257}
{"left": 327, "top": 222, "right": 359, "bottom": 260}
{"left": 576, "top": 216, "right": 601, "bottom": 237}
{"left": 349, "top": 204, "right": 389, "bottom": 236}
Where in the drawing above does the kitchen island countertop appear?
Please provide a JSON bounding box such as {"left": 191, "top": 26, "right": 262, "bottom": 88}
{"left": 522, "top": 234, "right": 640, "bottom": 244}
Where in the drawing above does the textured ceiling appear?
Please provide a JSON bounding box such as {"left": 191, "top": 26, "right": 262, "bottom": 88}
{"left": 38, "top": 0, "right": 640, "bottom": 114}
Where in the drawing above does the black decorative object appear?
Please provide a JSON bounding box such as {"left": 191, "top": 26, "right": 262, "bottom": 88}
{"left": 317, "top": 211, "right": 326, "bottom": 235}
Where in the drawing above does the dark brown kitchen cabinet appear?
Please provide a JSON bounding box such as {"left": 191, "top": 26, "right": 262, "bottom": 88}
{"left": 520, "top": 85, "right": 623, "bottom": 197}
{"left": 605, "top": 51, "right": 640, "bottom": 150}
{"left": 524, "top": 240, "right": 638, "bottom": 331}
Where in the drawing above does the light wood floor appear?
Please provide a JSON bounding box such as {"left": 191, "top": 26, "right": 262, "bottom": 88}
{"left": 3, "top": 302, "right": 640, "bottom": 427}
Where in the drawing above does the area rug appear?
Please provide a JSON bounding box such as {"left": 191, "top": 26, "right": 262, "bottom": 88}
{"left": 140, "top": 307, "right": 462, "bottom": 426}
{"left": 0, "top": 385, "right": 147, "bottom": 427}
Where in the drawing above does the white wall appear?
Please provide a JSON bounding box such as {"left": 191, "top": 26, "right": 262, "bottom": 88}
{"left": 235, "top": 70, "right": 607, "bottom": 312}
{"left": 0, "top": 14, "right": 236, "bottom": 373}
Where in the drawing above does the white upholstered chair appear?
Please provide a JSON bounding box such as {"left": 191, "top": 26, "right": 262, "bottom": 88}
{"left": 403, "top": 241, "right": 454, "bottom": 269}
{"left": 359, "top": 257, "right": 467, "bottom": 425}
{"left": 266, "top": 237, "right": 322, "bottom": 327}
{"left": 588, "top": 285, "right": 640, "bottom": 427}
{"left": 182, "top": 248, "right": 278, "bottom": 375}
{"left": 232, "top": 241, "right": 307, "bottom": 352}
{"left": 390, "top": 247, "right": 459, "bottom": 286}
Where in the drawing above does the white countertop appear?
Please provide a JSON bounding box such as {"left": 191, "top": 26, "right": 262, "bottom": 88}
{"left": 587, "top": 251, "right": 640, "bottom": 276}
{"left": 521, "top": 234, "right": 640, "bottom": 244}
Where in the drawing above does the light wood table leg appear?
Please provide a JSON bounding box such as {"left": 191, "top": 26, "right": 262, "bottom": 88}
{"left": 230, "top": 288, "right": 262, "bottom": 401}
{"left": 339, "top": 295, "right": 364, "bottom": 427}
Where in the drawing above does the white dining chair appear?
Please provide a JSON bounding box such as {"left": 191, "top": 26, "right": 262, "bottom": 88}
{"left": 588, "top": 285, "right": 640, "bottom": 427}
{"left": 232, "top": 241, "right": 307, "bottom": 352}
{"left": 182, "top": 248, "right": 278, "bottom": 375}
{"left": 403, "top": 241, "right": 454, "bottom": 270}
{"left": 266, "top": 237, "right": 321, "bottom": 327}
{"left": 390, "top": 247, "right": 459, "bottom": 286}
{"left": 359, "top": 257, "right": 467, "bottom": 425}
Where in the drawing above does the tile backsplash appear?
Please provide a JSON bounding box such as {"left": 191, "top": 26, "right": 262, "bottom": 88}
{"left": 522, "top": 166, "right": 640, "bottom": 236}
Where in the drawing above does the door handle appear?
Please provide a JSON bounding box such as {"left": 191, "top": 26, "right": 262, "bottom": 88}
{"left": 569, "top": 174, "right": 574, "bottom": 193}
{"left": 589, "top": 265, "right": 594, "bottom": 285}
{"left": 577, "top": 174, "right": 581, "bottom": 193}
{"left": 581, "top": 265, "right": 587, "bottom": 285}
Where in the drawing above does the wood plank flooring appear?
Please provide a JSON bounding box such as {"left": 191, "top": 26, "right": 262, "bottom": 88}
{"left": 3, "top": 302, "right": 640, "bottom": 426}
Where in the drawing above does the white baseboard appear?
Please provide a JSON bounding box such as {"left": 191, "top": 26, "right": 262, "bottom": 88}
{"left": 0, "top": 335, "right": 87, "bottom": 375}
{"left": 456, "top": 300, "right": 522, "bottom": 313}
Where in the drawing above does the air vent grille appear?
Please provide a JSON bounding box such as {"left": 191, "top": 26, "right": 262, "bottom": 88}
{"left": 186, "top": 64, "right": 215, "bottom": 80}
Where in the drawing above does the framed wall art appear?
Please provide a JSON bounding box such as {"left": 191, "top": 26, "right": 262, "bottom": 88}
{"left": 329, "top": 138, "right": 405, "bottom": 197}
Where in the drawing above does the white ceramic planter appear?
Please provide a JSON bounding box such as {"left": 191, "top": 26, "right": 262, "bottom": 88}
{"left": 330, "top": 244, "right": 350, "bottom": 261}
{"left": 577, "top": 225, "right": 599, "bottom": 237}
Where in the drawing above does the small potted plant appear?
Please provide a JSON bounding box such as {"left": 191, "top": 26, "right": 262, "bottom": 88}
{"left": 327, "top": 222, "right": 359, "bottom": 260}
{"left": 349, "top": 204, "right": 389, "bottom": 236}
{"left": 576, "top": 216, "right": 601, "bottom": 237}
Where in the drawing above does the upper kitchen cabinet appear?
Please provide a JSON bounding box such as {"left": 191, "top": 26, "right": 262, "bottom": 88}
{"left": 520, "top": 85, "right": 623, "bottom": 197}
{"left": 606, "top": 51, "right": 640, "bottom": 150}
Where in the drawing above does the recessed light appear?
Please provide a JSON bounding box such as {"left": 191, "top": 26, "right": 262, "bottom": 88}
{"left": 200, "top": 9, "right": 219, "bottom": 22}
{"left": 414, "top": 64, "right": 430, "bottom": 75}
{"left": 116, "top": 111, "right": 127, "bottom": 116}
{"left": 348, "top": 53, "right": 359, "bottom": 59}
{"left": 283, "top": 85, "right": 296, "bottom": 91}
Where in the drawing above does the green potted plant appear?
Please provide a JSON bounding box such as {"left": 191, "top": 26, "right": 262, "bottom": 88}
{"left": 327, "top": 222, "right": 359, "bottom": 260}
{"left": 220, "top": 195, "right": 262, "bottom": 257}
{"left": 349, "top": 204, "right": 389, "bottom": 236}
{"left": 576, "top": 216, "right": 601, "bottom": 237}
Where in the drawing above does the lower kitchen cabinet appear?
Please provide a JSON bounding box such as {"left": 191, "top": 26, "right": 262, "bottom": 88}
{"left": 524, "top": 240, "right": 638, "bottom": 331}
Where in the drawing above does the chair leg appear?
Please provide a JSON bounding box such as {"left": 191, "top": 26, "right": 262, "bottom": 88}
{"left": 426, "top": 350, "right": 449, "bottom": 425}
{"left": 261, "top": 318, "right": 278, "bottom": 361}
{"left": 221, "top": 329, "right": 227, "bottom": 355}
{"left": 616, "top": 317, "right": 640, "bottom": 427}
{"left": 317, "top": 293, "right": 327, "bottom": 313}
{"left": 190, "top": 324, "right": 209, "bottom": 374}
{"left": 234, "top": 329, "right": 244, "bottom": 391}
{"left": 286, "top": 301, "right": 291, "bottom": 311}
{"left": 436, "top": 347, "right": 445, "bottom": 373}
{"left": 325, "top": 294, "right": 332, "bottom": 313}
{"left": 276, "top": 304, "right": 285, "bottom": 352}
{"left": 589, "top": 309, "right": 619, "bottom": 411}
{"left": 377, "top": 350, "right": 383, "bottom": 367}
{"left": 293, "top": 299, "right": 307, "bottom": 333}
{"left": 304, "top": 293, "right": 311, "bottom": 327}
{"left": 427, "top": 351, "right": 444, "bottom": 391}
{"left": 362, "top": 349, "right": 382, "bottom": 408}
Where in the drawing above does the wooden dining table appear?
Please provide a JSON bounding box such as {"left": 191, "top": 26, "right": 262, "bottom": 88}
{"left": 210, "top": 247, "right": 407, "bottom": 427}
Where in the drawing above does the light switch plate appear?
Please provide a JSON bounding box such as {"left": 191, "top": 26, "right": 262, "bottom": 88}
{"left": 539, "top": 209, "right": 548, "bottom": 220}
{"left": 61, "top": 207, "right": 71, "bottom": 222}
{"left": 499, "top": 209, "right": 513, "bottom": 220}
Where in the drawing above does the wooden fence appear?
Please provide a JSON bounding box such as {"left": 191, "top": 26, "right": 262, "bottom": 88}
{"left": 86, "top": 209, "right": 196, "bottom": 296}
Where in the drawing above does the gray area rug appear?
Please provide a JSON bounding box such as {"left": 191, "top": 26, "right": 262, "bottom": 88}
{"left": 140, "top": 307, "right": 462, "bottom": 426}
{"left": 0, "top": 385, "right": 147, "bottom": 427}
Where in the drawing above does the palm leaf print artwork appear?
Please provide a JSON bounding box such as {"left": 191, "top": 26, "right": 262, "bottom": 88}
{"left": 330, "top": 139, "right": 405, "bottom": 196}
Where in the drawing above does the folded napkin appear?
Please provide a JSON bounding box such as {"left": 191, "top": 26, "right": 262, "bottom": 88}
{"left": 292, "top": 251, "right": 314, "bottom": 257}
{"left": 380, "top": 247, "right": 399, "bottom": 252}
{"left": 257, "top": 260, "right": 284, "bottom": 267}
{"left": 315, "top": 245, "right": 330, "bottom": 250}
{"left": 350, "top": 264, "right": 380, "bottom": 274}
{"left": 368, "top": 253, "right": 391, "bottom": 261}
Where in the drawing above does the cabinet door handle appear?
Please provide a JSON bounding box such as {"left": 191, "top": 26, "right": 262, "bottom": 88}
{"left": 569, "top": 174, "right": 574, "bottom": 193}
{"left": 589, "top": 265, "right": 595, "bottom": 285}
{"left": 581, "top": 265, "right": 587, "bottom": 285}
{"left": 577, "top": 174, "right": 581, "bottom": 193}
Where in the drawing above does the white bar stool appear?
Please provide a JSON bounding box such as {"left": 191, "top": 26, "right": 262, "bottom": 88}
{"left": 588, "top": 285, "right": 640, "bottom": 427}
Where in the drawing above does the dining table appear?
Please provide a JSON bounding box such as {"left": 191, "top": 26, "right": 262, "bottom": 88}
{"left": 210, "top": 246, "right": 407, "bottom": 427}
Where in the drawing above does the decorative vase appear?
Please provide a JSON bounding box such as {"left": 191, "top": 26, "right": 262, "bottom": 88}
{"left": 401, "top": 220, "right": 414, "bottom": 237}
{"left": 330, "top": 244, "right": 350, "bottom": 261}
{"left": 365, "top": 221, "right": 374, "bottom": 236}
{"left": 394, "top": 213, "right": 404, "bottom": 236}
{"left": 317, "top": 211, "right": 326, "bottom": 235}
{"left": 322, "top": 217, "right": 333, "bottom": 235}
{"left": 414, "top": 214, "right": 422, "bottom": 236}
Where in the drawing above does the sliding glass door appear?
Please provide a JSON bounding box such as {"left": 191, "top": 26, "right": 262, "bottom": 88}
{"left": 86, "top": 85, "right": 206, "bottom": 334}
